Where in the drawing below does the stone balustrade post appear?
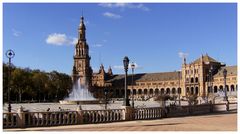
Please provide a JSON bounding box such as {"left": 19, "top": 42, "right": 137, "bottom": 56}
{"left": 17, "top": 106, "right": 25, "bottom": 128}
{"left": 121, "top": 106, "right": 134, "bottom": 121}
{"left": 226, "top": 101, "right": 229, "bottom": 111}
{"left": 209, "top": 101, "right": 213, "bottom": 113}
{"left": 76, "top": 105, "right": 83, "bottom": 124}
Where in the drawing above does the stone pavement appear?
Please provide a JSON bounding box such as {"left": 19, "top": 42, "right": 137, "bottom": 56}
{"left": 3, "top": 101, "right": 174, "bottom": 112}
{"left": 4, "top": 112, "right": 237, "bottom": 131}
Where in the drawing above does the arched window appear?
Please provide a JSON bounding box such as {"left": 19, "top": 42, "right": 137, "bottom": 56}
{"left": 191, "top": 77, "right": 194, "bottom": 83}
{"left": 172, "top": 88, "right": 176, "bottom": 94}
{"left": 133, "top": 89, "right": 136, "bottom": 95}
{"left": 219, "top": 85, "right": 223, "bottom": 91}
{"left": 161, "top": 88, "right": 165, "bottom": 94}
{"left": 166, "top": 88, "right": 170, "bottom": 94}
{"left": 149, "top": 89, "right": 154, "bottom": 96}
{"left": 231, "top": 85, "right": 235, "bottom": 91}
{"left": 177, "top": 88, "right": 181, "bottom": 94}
{"left": 155, "top": 88, "right": 159, "bottom": 95}
{"left": 191, "top": 87, "right": 194, "bottom": 94}
{"left": 195, "top": 87, "right": 199, "bottom": 95}
{"left": 138, "top": 89, "right": 142, "bottom": 95}
{"left": 144, "top": 89, "right": 148, "bottom": 95}
{"left": 195, "top": 77, "right": 198, "bottom": 83}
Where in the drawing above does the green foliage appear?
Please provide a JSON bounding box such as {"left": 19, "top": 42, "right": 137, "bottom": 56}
{"left": 3, "top": 63, "right": 72, "bottom": 103}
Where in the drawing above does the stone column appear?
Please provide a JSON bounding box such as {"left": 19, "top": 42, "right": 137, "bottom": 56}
{"left": 121, "top": 106, "right": 134, "bottom": 121}
{"left": 17, "top": 106, "right": 25, "bottom": 128}
{"left": 76, "top": 105, "right": 83, "bottom": 124}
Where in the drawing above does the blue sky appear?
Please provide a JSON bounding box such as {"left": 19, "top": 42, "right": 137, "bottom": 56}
{"left": 3, "top": 3, "right": 237, "bottom": 75}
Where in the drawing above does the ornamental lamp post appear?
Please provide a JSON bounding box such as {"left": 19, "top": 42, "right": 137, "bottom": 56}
{"left": 123, "top": 56, "right": 130, "bottom": 106}
{"left": 131, "top": 62, "right": 135, "bottom": 108}
{"left": 6, "top": 49, "right": 15, "bottom": 113}
{"left": 209, "top": 66, "right": 213, "bottom": 93}
{"left": 178, "top": 71, "right": 181, "bottom": 106}
{"left": 223, "top": 68, "right": 228, "bottom": 101}
{"left": 104, "top": 88, "right": 108, "bottom": 110}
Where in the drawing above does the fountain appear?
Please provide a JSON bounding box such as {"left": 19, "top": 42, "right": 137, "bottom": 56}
{"left": 59, "top": 78, "right": 100, "bottom": 105}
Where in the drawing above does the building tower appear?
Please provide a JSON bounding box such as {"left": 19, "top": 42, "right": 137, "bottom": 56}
{"left": 72, "top": 16, "right": 92, "bottom": 88}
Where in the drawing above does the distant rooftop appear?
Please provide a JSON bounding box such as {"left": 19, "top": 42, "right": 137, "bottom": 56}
{"left": 106, "top": 71, "right": 181, "bottom": 84}
{"left": 213, "top": 66, "right": 237, "bottom": 77}
{"left": 192, "top": 54, "right": 219, "bottom": 64}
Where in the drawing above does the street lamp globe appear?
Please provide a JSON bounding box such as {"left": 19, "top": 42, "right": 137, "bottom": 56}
{"left": 131, "top": 62, "right": 135, "bottom": 70}
{"left": 223, "top": 68, "right": 227, "bottom": 78}
{"left": 123, "top": 56, "right": 129, "bottom": 70}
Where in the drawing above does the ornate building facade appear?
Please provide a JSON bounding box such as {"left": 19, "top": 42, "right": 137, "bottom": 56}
{"left": 73, "top": 17, "right": 238, "bottom": 100}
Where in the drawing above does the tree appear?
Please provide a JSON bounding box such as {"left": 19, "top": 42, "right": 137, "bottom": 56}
{"left": 3, "top": 63, "right": 72, "bottom": 102}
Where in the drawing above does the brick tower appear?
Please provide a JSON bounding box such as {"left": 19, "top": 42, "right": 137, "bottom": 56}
{"left": 72, "top": 16, "right": 92, "bottom": 89}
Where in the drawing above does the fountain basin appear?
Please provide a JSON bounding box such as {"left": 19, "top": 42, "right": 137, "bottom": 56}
{"left": 59, "top": 100, "right": 101, "bottom": 105}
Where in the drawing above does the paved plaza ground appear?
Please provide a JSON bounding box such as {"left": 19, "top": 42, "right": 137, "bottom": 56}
{"left": 4, "top": 112, "right": 237, "bottom": 131}
{"left": 3, "top": 101, "right": 189, "bottom": 112}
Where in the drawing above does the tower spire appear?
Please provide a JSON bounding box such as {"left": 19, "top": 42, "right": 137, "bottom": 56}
{"left": 79, "top": 16, "right": 86, "bottom": 41}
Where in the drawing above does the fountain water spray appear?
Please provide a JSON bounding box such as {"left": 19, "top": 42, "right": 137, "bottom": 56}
{"left": 64, "top": 77, "right": 95, "bottom": 100}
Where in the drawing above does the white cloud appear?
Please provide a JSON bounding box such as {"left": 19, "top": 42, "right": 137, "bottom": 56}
{"left": 93, "top": 44, "right": 103, "bottom": 47}
{"left": 113, "top": 65, "right": 124, "bottom": 70}
{"left": 113, "top": 62, "right": 142, "bottom": 70}
{"left": 12, "top": 29, "right": 22, "bottom": 37}
{"left": 178, "top": 52, "right": 188, "bottom": 58}
{"left": 103, "top": 39, "right": 107, "bottom": 42}
{"left": 133, "top": 4, "right": 150, "bottom": 11}
{"left": 72, "top": 38, "right": 78, "bottom": 44}
{"left": 103, "top": 12, "right": 122, "bottom": 19}
{"left": 46, "top": 33, "right": 77, "bottom": 46}
{"left": 99, "top": 3, "right": 150, "bottom": 11}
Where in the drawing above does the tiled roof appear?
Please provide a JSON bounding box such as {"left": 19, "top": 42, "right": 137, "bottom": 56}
{"left": 192, "top": 54, "right": 219, "bottom": 64}
{"left": 105, "top": 71, "right": 181, "bottom": 84}
{"left": 213, "top": 66, "right": 237, "bottom": 77}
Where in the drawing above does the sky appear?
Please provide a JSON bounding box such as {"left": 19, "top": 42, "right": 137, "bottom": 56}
{"left": 3, "top": 3, "right": 237, "bottom": 75}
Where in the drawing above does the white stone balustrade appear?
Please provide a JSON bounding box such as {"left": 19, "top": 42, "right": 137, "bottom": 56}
{"left": 3, "top": 112, "right": 18, "bottom": 128}
{"left": 3, "top": 102, "right": 237, "bottom": 129}
{"left": 82, "top": 109, "right": 125, "bottom": 123}
{"left": 134, "top": 107, "right": 163, "bottom": 120}
{"left": 24, "top": 111, "right": 78, "bottom": 127}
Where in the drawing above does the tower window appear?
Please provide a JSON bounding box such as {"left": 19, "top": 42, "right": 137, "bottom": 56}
{"left": 195, "top": 77, "right": 198, "bottom": 83}
{"left": 191, "top": 77, "right": 194, "bottom": 83}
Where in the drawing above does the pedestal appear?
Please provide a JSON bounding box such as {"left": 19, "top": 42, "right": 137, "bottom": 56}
{"left": 121, "top": 106, "right": 134, "bottom": 121}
